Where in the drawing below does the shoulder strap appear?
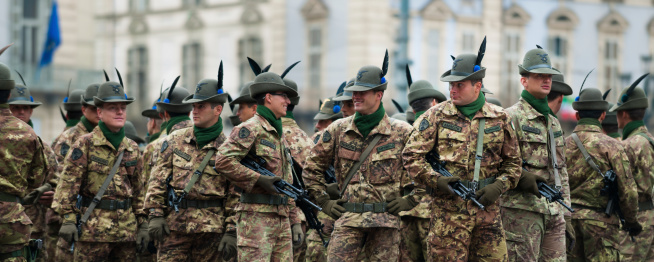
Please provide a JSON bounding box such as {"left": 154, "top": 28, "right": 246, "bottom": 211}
{"left": 472, "top": 118, "right": 486, "bottom": 191}
{"left": 570, "top": 133, "right": 604, "bottom": 177}
{"left": 547, "top": 119, "right": 562, "bottom": 189}
{"left": 339, "top": 134, "right": 383, "bottom": 197}
{"left": 183, "top": 149, "right": 216, "bottom": 194}
{"left": 637, "top": 133, "right": 654, "bottom": 149}
{"left": 79, "top": 150, "right": 125, "bottom": 225}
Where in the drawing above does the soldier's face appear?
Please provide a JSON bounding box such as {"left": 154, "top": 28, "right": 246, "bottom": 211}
{"left": 98, "top": 102, "right": 127, "bottom": 131}
{"left": 9, "top": 105, "right": 32, "bottom": 123}
{"left": 315, "top": 119, "right": 333, "bottom": 132}
{"left": 449, "top": 80, "right": 481, "bottom": 106}
{"left": 192, "top": 102, "right": 222, "bottom": 128}
{"left": 341, "top": 100, "right": 355, "bottom": 117}
{"left": 521, "top": 73, "right": 552, "bottom": 99}
{"left": 352, "top": 90, "right": 382, "bottom": 115}
{"left": 237, "top": 103, "right": 257, "bottom": 122}
{"left": 266, "top": 92, "right": 291, "bottom": 118}
{"left": 82, "top": 105, "right": 99, "bottom": 125}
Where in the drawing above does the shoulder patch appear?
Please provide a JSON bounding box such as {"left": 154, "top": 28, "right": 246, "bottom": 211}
{"left": 90, "top": 156, "right": 109, "bottom": 166}
{"left": 323, "top": 131, "right": 332, "bottom": 143}
{"left": 442, "top": 122, "right": 462, "bottom": 132}
{"left": 70, "top": 148, "right": 83, "bottom": 161}
{"left": 340, "top": 141, "right": 356, "bottom": 151}
{"left": 376, "top": 143, "right": 395, "bottom": 153}
{"left": 125, "top": 160, "right": 138, "bottom": 167}
{"left": 60, "top": 143, "right": 70, "bottom": 156}
{"left": 313, "top": 134, "right": 320, "bottom": 144}
{"left": 173, "top": 148, "right": 192, "bottom": 161}
{"left": 419, "top": 119, "right": 429, "bottom": 131}
{"left": 484, "top": 126, "right": 502, "bottom": 134}
{"left": 161, "top": 141, "right": 169, "bottom": 152}
{"left": 522, "top": 125, "right": 541, "bottom": 134}
{"left": 260, "top": 139, "right": 276, "bottom": 149}
{"left": 553, "top": 131, "right": 563, "bottom": 138}
{"left": 239, "top": 128, "right": 250, "bottom": 139}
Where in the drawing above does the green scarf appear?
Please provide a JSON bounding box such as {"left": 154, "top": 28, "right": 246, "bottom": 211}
{"left": 98, "top": 121, "right": 125, "bottom": 150}
{"left": 66, "top": 118, "right": 80, "bottom": 127}
{"left": 456, "top": 92, "right": 486, "bottom": 120}
{"left": 577, "top": 118, "right": 602, "bottom": 129}
{"left": 608, "top": 132, "right": 621, "bottom": 139}
{"left": 194, "top": 117, "right": 223, "bottom": 149}
{"left": 354, "top": 102, "right": 385, "bottom": 138}
{"left": 159, "top": 121, "right": 168, "bottom": 133}
{"left": 521, "top": 90, "right": 551, "bottom": 117}
{"left": 257, "top": 105, "right": 283, "bottom": 136}
{"left": 166, "top": 116, "right": 190, "bottom": 134}
{"left": 415, "top": 111, "right": 426, "bottom": 119}
{"left": 81, "top": 116, "right": 95, "bottom": 132}
{"left": 148, "top": 132, "right": 161, "bottom": 144}
{"left": 27, "top": 119, "right": 33, "bottom": 128}
{"left": 622, "top": 120, "right": 645, "bottom": 140}
{"left": 283, "top": 110, "right": 295, "bottom": 120}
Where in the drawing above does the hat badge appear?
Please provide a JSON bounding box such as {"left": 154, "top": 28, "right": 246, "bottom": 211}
{"left": 357, "top": 70, "right": 368, "bottom": 81}
{"left": 196, "top": 82, "right": 207, "bottom": 92}
{"left": 111, "top": 85, "right": 121, "bottom": 94}
{"left": 16, "top": 86, "right": 26, "bottom": 95}
{"left": 537, "top": 53, "right": 549, "bottom": 63}
{"left": 452, "top": 58, "right": 463, "bottom": 70}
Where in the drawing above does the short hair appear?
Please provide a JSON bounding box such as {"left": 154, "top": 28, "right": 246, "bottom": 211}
{"left": 578, "top": 110, "right": 604, "bottom": 119}
{"left": 0, "top": 90, "right": 10, "bottom": 103}
{"left": 210, "top": 102, "right": 224, "bottom": 109}
{"left": 547, "top": 91, "right": 563, "bottom": 102}
{"left": 626, "top": 108, "right": 646, "bottom": 121}
{"left": 470, "top": 79, "right": 483, "bottom": 86}
{"left": 520, "top": 72, "right": 530, "bottom": 78}
{"left": 601, "top": 123, "right": 619, "bottom": 133}
{"left": 410, "top": 97, "right": 436, "bottom": 112}
{"left": 67, "top": 111, "right": 83, "bottom": 120}
{"left": 241, "top": 102, "right": 257, "bottom": 108}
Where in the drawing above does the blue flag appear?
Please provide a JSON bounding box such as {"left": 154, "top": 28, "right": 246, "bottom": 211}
{"left": 39, "top": 1, "right": 61, "bottom": 68}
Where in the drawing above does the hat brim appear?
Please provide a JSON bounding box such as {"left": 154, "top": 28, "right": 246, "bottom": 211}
{"left": 230, "top": 94, "right": 256, "bottom": 105}
{"left": 314, "top": 111, "right": 343, "bottom": 120}
{"left": 481, "top": 87, "right": 494, "bottom": 95}
{"left": 610, "top": 98, "right": 649, "bottom": 112}
{"left": 249, "top": 82, "right": 299, "bottom": 98}
{"left": 141, "top": 109, "right": 161, "bottom": 119}
{"left": 8, "top": 100, "right": 42, "bottom": 108}
{"left": 81, "top": 95, "right": 95, "bottom": 106}
{"left": 290, "top": 96, "right": 300, "bottom": 105}
{"left": 182, "top": 93, "right": 229, "bottom": 104}
{"left": 333, "top": 94, "right": 352, "bottom": 101}
{"left": 155, "top": 102, "right": 193, "bottom": 113}
{"left": 93, "top": 97, "right": 134, "bottom": 106}
{"left": 572, "top": 101, "right": 609, "bottom": 111}
{"left": 126, "top": 135, "right": 145, "bottom": 145}
{"left": 408, "top": 89, "right": 447, "bottom": 104}
{"left": 440, "top": 68, "right": 486, "bottom": 82}
{"left": 344, "top": 82, "right": 387, "bottom": 92}
{"left": 518, "top": 65, "right": 561, "bottom": 75}
{"left": 63, "top": 102, "right": 82, "bottom": 112}
{"left": 552, "top": 81, "right": 573, "bottom": 95}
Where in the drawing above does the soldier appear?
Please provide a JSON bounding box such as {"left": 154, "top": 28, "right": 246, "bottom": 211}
{"left": 402, "top": 39, "right": 521, "bottom": 261}
{"left": 332, "top": 78, "right": 355, "bottom": 118}
{"left": 502, "top": 46, "right": 572, "bottom": 261}
{"left": 124, "top": 121, "right": 145, "bottom": 149}
{"left": 313, "top": 96, "right": 344, "bottom": 139}
{"left": 141, "top": 101, "right": 163, "bottom": 144}
{"left": 564, "top": 86, "right": 641, "bottom": 261}
{"left": 547, "top": 69, "right": 573, "bottom": 115}
{"left": 601, "top": 90, "right": 621, "bottom": 139}
{"left": 61, "top": 89, "right": 86, "bottom": 132}
{"left": 610, "top": 74, "right": 654, "bottom": 261}
{"left": 406, "top": 64, "right": 447, "bottom": 120}
{"left": 0, "top": 44, "right": 48, "bottom": 262}
{"left": 52, "top": 79, "right": 147, "bottom": 261}
{"left": 145, "top": 64, "right": 238, "bottom": 261}
{"left": 303, "top": 51, "right": 414, "bottom": 261}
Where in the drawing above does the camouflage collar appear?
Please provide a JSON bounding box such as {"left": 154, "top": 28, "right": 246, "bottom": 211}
{"left": 572, "top": 124, "right": 602, "bottom": 133}
{"left": 91, "top": 126, "right": 134, "bottom": 152}
{"left": 281, "top": 116, "right": 298, "bottom": 127}
{"left": 255, "top": 113, "right": 278, "bottom": 135}
{"left": 518, "top": 98, "right": 547, "bottom": 120}
{"left": 625, "top": 125, "right": 649, "bottom": 139}
{"left": 183, "top": 127, "right": 222, "bottom": 149}
{"left": 440, "top": 100, "right": 501, "bottom": 120}
{"left": 0, "top": 105, "right": 11, "bottom": 116}
{"left": 345, "top": 113, "right": 392, "bottom": 137}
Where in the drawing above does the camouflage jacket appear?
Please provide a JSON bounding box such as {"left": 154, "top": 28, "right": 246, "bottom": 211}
{"left": 311, "top": 131, "right": 321, "bottom": 145}
{"left": 402, "top": 101, "right": 520, "bottom": 211}
{"left": 214, "top": 113, "right": 301, "bottom": 225}
{"left": 24, "top": 143, "right": 58, "bottom": 232}
{"left": 621, "top": 126, "right": 654, "bottom": 205}
{"left": 282, "top": 117, "right": 313, "bottom": 169}
{"left": 502, "top": 98, "right": 571, "bottom": 216}
{"left": 141, "top": 120, "right": 193, "bottom": 195}
{"left": 564, "top": 124, "right": 638, "bottom": 224}
{"left": 52, "top": 126, "right": 145, "bottom": 242}
{"left": 303, "top": 114, "right": 413, "bottom": 229}
{"left": 52, "top": 121, "right": 90, "bottom": 168}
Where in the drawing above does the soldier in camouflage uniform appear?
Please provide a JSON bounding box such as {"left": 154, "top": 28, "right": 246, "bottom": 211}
{"left": 60, "top": 89, "right": 86, "bottom": 132}
{"left": 564, "top": 86, "right": 641, "bottom": 261}
{"left": 547, "top": 69, "right": 572, "bottom": 115}
{"left": 402, "top": 43, "right": 521, "bottom": 261}
{"left": 141, "top": 101, "right": 163, "bottom": 144}
{"left": 215, "top": 71, "right": 304, "bottom": 261}
{"left": 600, "top": 90, "right": 621, "bottom": 140}
{"left": 609, "top": 74, "right": 654, "bottom": 261}
{"left": 231, "top": 81, "right": 257, "bottom": 123}
{"left": 52, "top": 80, "right": 147, "bottom": 261}
{"left": 501, "top": 46, "right": 572, "bottom": 262}
{"left": 303, "top": 52, "right": 415, "bottom": 262}
{"left": 145, "top": 67, "right": 239, "bottom": 261}
{"left": 332, "top": 78, "right": 355, "bottom": 118}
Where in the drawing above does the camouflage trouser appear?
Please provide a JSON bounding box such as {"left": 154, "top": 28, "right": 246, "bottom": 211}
{"left": 157, "top": 231, "right": 224, "bottom": 262}
{"left": 236, "top": 211, "right": 292, "bottom": 261}
{"left": 429, "top": 202, "right": 507, "bottom": 261}
{"left": 620, "top": 209, "right": 654, "bottom": 261}
{"left": 72, "top": 241, "right": 136, "bottom": 262}
{"left": 292, "top": 225, "right": 307, "bottom": 262}
{"left": 327, "top": 226, "right": 399, "bottom": 262}
{"left": 54, "top": 237, "right": 73, "bottom": 261}
{"left": 501, "top": 207, "right": 565, "bottom": 262}
{"left": 44, "top": 223, "right": 59, "bottom": 262}
{"left": 567, "top": 218, "right": 624, "bottom": 262}
{"left": 305, "top": 229, "right": 329, "bottom": 262}
{"left": 0, "top": 221, "right": 31, "bottom": 254}
{"left": 399, "top": 216, "right": 429, "bottom": 262}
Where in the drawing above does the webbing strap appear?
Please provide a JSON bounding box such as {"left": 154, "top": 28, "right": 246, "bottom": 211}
{"left": 80, "top": 150, "right": 124, "bottom": 225}
{"left": 637, "top": 133, "right": 654, "bottom": 149}
{"left": 183, "top": 149, "right": 216, "bottom": 194}
{"left": 339, "top": 134, "right": 383, "bottom": 197}
{"left": 547, "top": 120, "right": 562, "bottom": 189}
{"left": 570, "top": 133, "right": 604, "bottom": 177}
{"left": 472, "top": 118, "right": 486, "bottom": 191}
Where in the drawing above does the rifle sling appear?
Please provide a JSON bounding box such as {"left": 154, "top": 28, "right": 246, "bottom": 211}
{"left": 547, "top": 120, "right": 562, "bottom": 189}
{"left": 339, "top": 134, "right": 383, "bottom": 197}
{"left": 472, "top": 118, "right": 486, "bottom": 190}
{"left": 79, "top": 150, "right": 124, "bottom": 225}
{"left": 570, "top": 133, "right": 604, "bottom": 177}
{"left": 183, "top": 149, "right": 216, "bottom": 194}
{"left": 637, "top": 132, "right": 654, "bottom": 149}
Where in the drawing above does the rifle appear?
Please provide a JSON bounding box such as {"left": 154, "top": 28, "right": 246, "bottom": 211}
{"left": 425, "top": 151, "right": 485, "bottom": 210}
{"left": 166, "top": 175, "right": 182, "bottom": 213}
{"left": 521, "top": 162, "right": 574, "bottom": 212}
{"left": 325, "top": 165, "right": 337, "bottom": 184}
{"left": 600, "top": 170, "right": 638, "bottom": 240}
{"left": 69, "top": 195, "right": 83, "bottom": 253}
{"left": 240, "top": 155, "right": 329, "bottom": 246}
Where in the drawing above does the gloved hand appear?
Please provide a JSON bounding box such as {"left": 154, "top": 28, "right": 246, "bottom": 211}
{"left": 516, "top": 170, "right": 545, "bottom": 197}
{"left": 624, "top": 220, "right": 643, "bottom": 237}
{"left": 38, "top": 190, "right": 55, "bottom": 206}
{"left": 136, "top": 222, "right": 150, "bottom": 253}
{"left": 564, "top": 216, "right": 575, "bottom": 252}
{"left": 437, "top": 176, "right": 461, "bottom": 196}
{"left": 325, "top": 183, "right": 341, "bottom": 200}
{"left": 23, "top": 183, "right": 52, "bottom": 205}
{"left": 291, "top": 223, "right": 304, "bottom": 248}
{"left": 316, "top": 194, "right": 347, "bottom": 220}
{"left": 148, "top": 216, "right": 170, "bottom": 242}
{"left": 386, "top": 196, "right": 417, "bottom": 216}
{"left": 218, "top": 231, "right": 237, "bottom": 260}
{"left": 475, "top": 180, "right": 505, "bottom": 206}
{"left": 59, "top": 221, "right": 78, "bottom": 243}
{"left": 256, "top": 175, "right": 281, "bottom": 194}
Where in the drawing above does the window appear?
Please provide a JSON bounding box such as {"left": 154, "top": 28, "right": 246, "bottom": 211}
{"left": 501, "top": 32, "right": 521, "bottom": 104}
{"left": 127, "top": 46, "right": 148, "bottom": 100}
{"left": 461, "top": 32, "right": 475, "bottom": 53}
{"left": 238, "top": 36, "right": 263, "bottom": 86}
{"left": 308, "top": 26, "right": 322, "bottom": 88}
{"left": 183, "top": 0, "right": 202, "bottom": 7}
{"left": 427, "top": 29, "right": 440, "bottom": 84}
{"left": 548, "top": 35, "right": 568, "bottom": 75}
{"left": 604, "top": 40, "right": 619, "bottom": 92}
{"left": 182, "top": 43, "right": 202, "bottom": 89}
{"left": 129, "top": 0, "right": 148, "bottom": 12}
{"left": 23, "top": 0, "right": 37, "bottom": 19}
{"left": 20, "top": 25, "right": 39, "bottom": 65}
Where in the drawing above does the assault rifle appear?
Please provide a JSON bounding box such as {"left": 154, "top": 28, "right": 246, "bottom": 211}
{"left": 600, "top": 170, "right": 638, "bottom": 240}
{"left": 166, "top": 175, "right": 183, "bottom": 213}
{"left": 325, "top": 165, "right": 337, "bottom": 184}
{"left": 69, "top": 195, "right": 83, "bottom": 253}
{"left": 241, "top": 155, "right": 328, "bottom": 246}
{"left": 521, "top": 162, "right": 574, "bottom": 212}
{"left": 425, "top": 151, "right": 485, "bottom": 210}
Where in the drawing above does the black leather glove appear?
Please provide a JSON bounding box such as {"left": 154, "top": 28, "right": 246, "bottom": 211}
{"left": 624, "top": 220, "right": 643, "bottom": 237}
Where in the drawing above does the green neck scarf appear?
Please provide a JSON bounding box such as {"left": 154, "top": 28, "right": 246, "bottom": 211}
{"left": 159, "top": 121, "right": 168, "bottom": 133}
{"left": 80, "top": 116, "right": 95, "bottom": 132}
{"left": 257, "top": 105, "right": 283, "bottom": 136}
{"left": 148, "top": 132, "right": 161, "bottom": 144}
{"left": 354, "top": 102, "right": 385, "bottom": 138}
{"left": 608, "top": 132, "right": 621, "bottom": 139}
{"left": 98, "top": 121, "right": 125, "bottom": 150}
{"left": 66, "top": 118, "right": 80, "bottom": 128}
{"left": 415, "top": 110, "right": 426, "bottom": 120}
{"left": 166, "top": 115, "right": 190, "bottom": 134}
{"left": 194, "top": 117, "right": 223, "bottom": 149}
{"left": 622, "top": 120, "right": 645, "bottom": 140}
{"left": 521, "top": 90, "right": 551, "bottom": 117}
{"left": 27, "top": 119, "right": 33, "bottom": 128}
{"left": 283, "top": 110, "right": 295, "bottom": 120}
{"left": 578, "top": 118, "right": 602, "bottom": 129}
{"left": 456, "top": 92, "right": 486, "bottom": 120}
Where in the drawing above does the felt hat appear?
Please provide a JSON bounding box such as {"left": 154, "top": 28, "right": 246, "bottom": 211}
{"left": 346, "top": 50, "right": 389, "bottom": 92}
{"left": 610, "top": 73, "right": 650, "bottom": 112}
{"left": 406, "top": 64, "right": 446, "bottom": 104}
{"left": 124, "top": 121, "right": 145, "bottom": 145}
{"left": 0, "top": 44, "right": 14, "bottom": 91}
{"left": 333, "top": 78, "right": 354, "bottom": 101}
{"left": 551, "top": 68, "right": 573, "bottom": 95}
{"left": 249, "top": 72, "right": 298, "bottom": 98}
{"left": 518, "top": 45, "right": 561, "bottom": 75}
{"left": 441, "top": 37, "right": 487, "bottom": 82}
{"left": 183, "top": 61, "right": 229, "bottom": 104}
{"left": 156, "top": 76, "right": 193, "bottom": 113}
{"left": 314, "top": 96, "right": 343, "bottom": 120}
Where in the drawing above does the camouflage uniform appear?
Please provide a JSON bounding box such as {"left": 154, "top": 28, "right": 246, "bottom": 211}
{"left": 140, "top": 120, "right": 192, "bottom": 195}
{"left": 303, "top": 114, "right": 412, "bottom": 262}
{"left": 619, "top": 126, "right": 654, "bottom": 261}
{"left": 403, "top": 101, "right": 521, "bottom": 261}
{"left": 215, "top": 113, "right": 303, "bottom": 261}
{"left": 502, "top": 98, "right": 572, "bottom": 261}
{"left": 144, "top": 127, "right": 237, "bottom": 261}
{"left": 564, "top": 123, "right": 638, "bottom": 261}
{"left": 304, "top": 131, "right": 331, "bottom": 262}
{"left": 0, "top": 104, "right": 48, "bottom": 261}
{"left": 398, "top": 184, "right": 432, "bottom": 262}
{"left": 52, "top": 126, "right": 145, "bottom": 261}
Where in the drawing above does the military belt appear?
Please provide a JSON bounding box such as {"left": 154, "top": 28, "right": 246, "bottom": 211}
{"left": 342, "top": 202, "right": 388, "bottom": 213}
{"left": 177, "top": 198, "right": 225, "bottom": 209}
{"left": 240, "top": 193, "right": 288, "bottom": 206}
{"left": 571, "top": 204, "right": 604, "bottom": 213}
{"left": 425, "top": 177, "right": 496, "bottom": 195}
{"left": 0, "top": 192, "right": 22, "bottom": 203}
{"left": 639, "top": 201, "right": 654, "bottom": 211}
{"left": 81, "top": 196, "right": 132, "bottom": 211}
